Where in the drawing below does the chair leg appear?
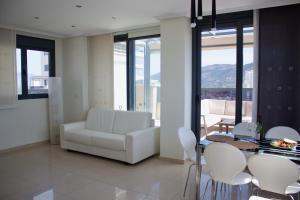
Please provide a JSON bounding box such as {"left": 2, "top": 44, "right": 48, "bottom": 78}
{"left": 248, "top": 183, "right": 252, "bottom": 198}
{"left": 220, "top": 182, "right": 223, "bottom": 199}
{"left": 211, "top": 180, "right": 216, "bottom": 200}
{"left": 288, "top": 194, "right": 295, "bottom": 200}
{"left": 201, "top": 179, "right": 212, "bottom": 200}
{"left": 238, "top": 185, "right": 242, "bottom": 200}
{"left": 229, "top": 185, "right": 232, "bottom": 200}
{"left": 223, "top": 183, "right": 227, "bottom": 200}
{"left": 183, "top": 163, "right": 196, "bottom": 198}
{"left": 215, "top": 182, "right": 219, "bottom": 200}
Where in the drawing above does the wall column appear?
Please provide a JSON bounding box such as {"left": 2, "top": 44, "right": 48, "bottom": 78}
{"left": 160, "top": 17, "right": 192, "bottom": 161}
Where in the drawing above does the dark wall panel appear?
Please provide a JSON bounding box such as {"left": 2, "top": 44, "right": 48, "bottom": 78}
{"left": 258, "top": 4, "right": 300, "bottom": 133}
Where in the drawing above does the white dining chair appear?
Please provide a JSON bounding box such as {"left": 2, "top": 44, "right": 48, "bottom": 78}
{"left": 204, "top": 142, "right": 252, "bottom": 199}
{"left": 232, "top": 122, "right": 257, "bottom": 138}
{"left": 265, "top": 126, "right": 300, "bottom": 141}
{"left": 248, "top": 154, "right": 300, "bottom": 200}
{"left": 177, "top": 127, "right": 209, "bottom": 199}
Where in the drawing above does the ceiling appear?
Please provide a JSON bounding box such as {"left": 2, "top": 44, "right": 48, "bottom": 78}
{"left": 0, "top": 0, "right": 299, "bottom": 38}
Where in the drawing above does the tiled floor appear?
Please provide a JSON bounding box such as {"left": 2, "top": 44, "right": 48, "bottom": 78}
{"left": 0, "top": 144, "right": 191, "bottom": 200}
{"left": 0, "top": 144, "right": 294, "bottom": 200}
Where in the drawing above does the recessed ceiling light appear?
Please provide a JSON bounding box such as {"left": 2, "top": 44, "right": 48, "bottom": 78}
{"left": 112, "top": 16, "right": 117, "bottom": 20}
{"left": 34, "top": 17, "right": 39, "bottom": 20}
{"left": 71, "top": 25, "right": 77, "bottom": 28}
{"left": 75, "top": 4, "right": 82, "bottom": 8}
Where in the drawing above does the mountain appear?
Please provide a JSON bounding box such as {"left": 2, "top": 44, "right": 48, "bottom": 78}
{"left": 149, "top": 63, "right": 253, "bottom": 88}
{"left": 202, "top": 63, "right": 253, "bottom": 88}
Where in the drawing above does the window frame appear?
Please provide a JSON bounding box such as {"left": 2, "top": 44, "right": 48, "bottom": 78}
{"left": 16, "top": 35, "right": 55, "bottom": 100}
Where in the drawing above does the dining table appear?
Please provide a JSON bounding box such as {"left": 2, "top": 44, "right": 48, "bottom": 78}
{"left": 195, "top": 132, "right": 300, "bottom": 200}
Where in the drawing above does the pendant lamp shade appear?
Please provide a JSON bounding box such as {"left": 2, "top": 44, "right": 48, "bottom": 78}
{"left": 211, "top": 0, "right": 217, "bottom": 30}
{"left": 191, "top": 0, "right": 196, "bottom": 28}
{"left": 197, "top": 0, "right": 203, "bottom": 20}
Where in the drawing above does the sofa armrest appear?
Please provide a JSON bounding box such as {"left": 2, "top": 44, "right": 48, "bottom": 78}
{"left": 60, "top": 121, "right": 86, "bottom": 148}
{"left": 125, "top": 127, "right": 160, "bottom": 164}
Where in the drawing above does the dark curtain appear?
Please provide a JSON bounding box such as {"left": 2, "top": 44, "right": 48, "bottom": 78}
{"left": 258, "top": 4, "right": 300, "bottom": 133}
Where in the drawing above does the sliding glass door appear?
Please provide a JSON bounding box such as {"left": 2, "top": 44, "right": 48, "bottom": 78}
{"left": 201, "top": 28, "right": 237, "bottom": 128}
{"left": 191, "top": 11, "right": 254, "bottom": 138}
{"left": 134, "top": 37, "right": 161, "bottom": 125}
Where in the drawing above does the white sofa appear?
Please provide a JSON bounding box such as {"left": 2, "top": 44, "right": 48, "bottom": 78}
{"left": 60, "top": 108, "right": 160, "bottom": 164}
{"left": 201, "top": 99, "right": 252, "bottom": 129}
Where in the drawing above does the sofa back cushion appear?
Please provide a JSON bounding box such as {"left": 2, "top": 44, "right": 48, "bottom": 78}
{"left": 86, "top": 108, "right": 115, "bottom": 132}
{"left": 244, "top": 101, "right": 252, "bottom": 116}
{"left": 209, "top": 99, "right": 226, "bottom": 115}
{"left": 201, "top": 99, "right": 210, "bottom": 115}
{"left": 224, "top": 100, "right": 236, "bottom": 116}
{"left": 113, "top": 111, "right": 152, "bottom": 134}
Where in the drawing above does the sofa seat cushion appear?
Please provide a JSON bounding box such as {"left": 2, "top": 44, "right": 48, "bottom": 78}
{"left": 113, "top": 111, "right": 152, "bottom": 134}
{"left": 90, "top": 131, "right": 125, "bottom": 151}
{"left": 201, "top": 114, "right": 222, "bottom": 128}
{"left": 64, "top": 129, "right": 97, "bottom": 145}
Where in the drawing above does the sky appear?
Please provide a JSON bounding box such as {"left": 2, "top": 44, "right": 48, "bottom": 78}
{"left": 202, "top": 48, "right": 253, "bottom": 67}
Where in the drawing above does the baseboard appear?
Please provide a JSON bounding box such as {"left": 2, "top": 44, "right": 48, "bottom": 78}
{"left": 0, "top": 140, "right": 50, "bottom": 155}
{"left": 159, "top": 156, "right": 185, "bottom": 164}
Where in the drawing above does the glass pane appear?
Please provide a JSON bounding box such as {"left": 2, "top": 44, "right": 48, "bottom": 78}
{"left": 114, "top": 42, "right": 127, "bottom": 110}
{"left": 201, "top": 29, "right": 237, "bottom": 135}
{"left": 135, "top": 40, "right": 145, "bottom": 112}
{"left": 150, "top": 39, "right": 161, "bottom": 125}
{"left": 27, "top": 50, "right": 49, "bottom": 94}
{"left": 242, "top": 27, "right": 254, "bottom": 122}
{"left": 134, "top": 38, "right": 161, "bottom": 125}
{"left": 16, "top": 48, "right": 22, "bottom": 95}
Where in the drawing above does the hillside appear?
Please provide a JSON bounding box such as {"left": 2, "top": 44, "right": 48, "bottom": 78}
{"left": 201, "top": 63, "right": 253, "bottom": 88}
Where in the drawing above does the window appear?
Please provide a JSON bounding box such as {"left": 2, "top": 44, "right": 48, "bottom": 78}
{"left": 113, "top": 35, "right": 161, "bottom": 125}
{"left": 16, "top": 35, "right": 55, "bottom": 99}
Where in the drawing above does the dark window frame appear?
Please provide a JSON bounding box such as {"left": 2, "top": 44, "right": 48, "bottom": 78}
{"left": 191, "top": 11, "right": 253, "bottom": 141}
{"left": 114, "top": 34, "right": 160, "bottom": 111}
{"left": 16, "top": 35, "right": 55, "bottom": 100}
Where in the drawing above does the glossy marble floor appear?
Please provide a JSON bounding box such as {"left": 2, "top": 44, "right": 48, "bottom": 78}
{"left": 0, "top": 144, "right": 293, "bottom": 200}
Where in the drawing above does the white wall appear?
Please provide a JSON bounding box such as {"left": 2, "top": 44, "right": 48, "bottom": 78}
{"left": 88, "top": 34, "right": 114, "bottom": 109}
{"left": 160, "top": 17, "right": 192, "bottom": 161}
{"left": 0, "top": 99, "right": 49, "bottom": 150}
{"left": 0, "top": 30, "right": 63, "bottom": 151}
{"left": 62, "top": 36, "right": 89, "bottom": 123}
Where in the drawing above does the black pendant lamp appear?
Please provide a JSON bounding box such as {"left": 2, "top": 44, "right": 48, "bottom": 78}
{"left": 190, "top": 0, "right": 196, "bottom": 28}
{"left": 197, "top": 0, "right": 203, "bottom": 20}
{"left": 211, "top": 0, "right": 217, "bottom": 31}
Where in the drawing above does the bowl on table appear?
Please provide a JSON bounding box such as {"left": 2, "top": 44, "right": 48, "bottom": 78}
{"left": 270, "top": 138, "right": 297, "bottom": 150}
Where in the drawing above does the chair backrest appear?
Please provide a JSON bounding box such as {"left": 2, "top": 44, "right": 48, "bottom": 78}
{"left": 177, "top": 127, "right": 197, "bottom": 162}
{"left": 265, "top": 126, "right": 300, "bottom": 141}
{"left": 232, "top": 122, "right": 257, "bottom": 138}
{"left": 204, "top": 142, "right": 247, "bottom": 184}
{"left": 248, "top": 154, "right": 299, "bottom": 194}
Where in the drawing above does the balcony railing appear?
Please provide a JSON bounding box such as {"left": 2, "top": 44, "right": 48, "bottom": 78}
{"left": 201, "top": 88, "right": 253, "bottom": 101}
